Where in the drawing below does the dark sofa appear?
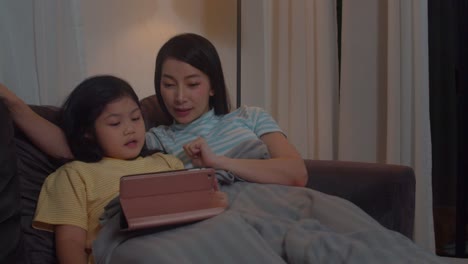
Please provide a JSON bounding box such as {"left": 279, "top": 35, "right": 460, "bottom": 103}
{"left": 0, "top": 95, "right": 416, "bottom": 264}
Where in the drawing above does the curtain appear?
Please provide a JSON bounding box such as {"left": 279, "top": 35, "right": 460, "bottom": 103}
{"left": 2, "top": 0, "right": 434, "bottom": 251}
{"left": 261, "top": 0, "right": 339, "bottom": 160}
{"left": 339, "top": 0, "right": 434, "bottom": 251}
{"left": 0, "top": 0, "right": 83, "bottom": 106}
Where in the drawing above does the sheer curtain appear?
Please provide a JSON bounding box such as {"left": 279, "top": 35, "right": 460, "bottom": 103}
{"left": 0, "top": 0, "right": 83, "bottom": 105}
{"left": 339, "top": 0, "right": 434, "bottom": 251}
{"left": 246, "top": 0, "right": 339, "bottom": 159}
{"left": 247, "top": 0, "right": 434, "bottom": 251}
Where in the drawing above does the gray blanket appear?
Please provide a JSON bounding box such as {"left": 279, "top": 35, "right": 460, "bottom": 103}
{"left": 92, "top": 140, "right": 444, "bottom": 264}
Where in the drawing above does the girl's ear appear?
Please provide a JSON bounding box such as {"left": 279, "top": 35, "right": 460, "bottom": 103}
{"left": 209, "top": 89, "right": 214, "bottom": 96}
{"left": 84, "top": 132, "right": 93, "bottom": 139}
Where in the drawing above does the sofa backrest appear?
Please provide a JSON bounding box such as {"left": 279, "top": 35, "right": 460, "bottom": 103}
{"left": 139, "top": 94, "right": 172, "bottom": 129}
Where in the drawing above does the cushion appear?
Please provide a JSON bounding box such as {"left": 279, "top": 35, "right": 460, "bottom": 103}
{"left": 14, "top": 105, "right": 64, "bottom": 264}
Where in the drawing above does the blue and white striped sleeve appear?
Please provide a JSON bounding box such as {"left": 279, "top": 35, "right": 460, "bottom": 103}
{"left": 246, "top": 107, "right": 283, "bottom": 137}
{"left": 145, "top": 128, "right": 164, "bottom": 151}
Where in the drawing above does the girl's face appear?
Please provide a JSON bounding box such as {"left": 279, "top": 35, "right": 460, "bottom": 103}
{"left": 93, "top": 96, "right": 145, "bottom": 160}
{"left": 160, "top": 58, "right": 214, "bottom": 124}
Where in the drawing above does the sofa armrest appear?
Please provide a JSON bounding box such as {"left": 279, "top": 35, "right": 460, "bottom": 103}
{"left": 304, "top": 159, "right": 415, "bottom": 239}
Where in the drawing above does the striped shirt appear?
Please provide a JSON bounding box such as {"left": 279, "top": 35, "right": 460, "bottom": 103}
{"left": 145, "top": 106, "right": 283, "bottom": 168}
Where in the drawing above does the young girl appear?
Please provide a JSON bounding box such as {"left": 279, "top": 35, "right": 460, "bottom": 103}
{"left": 31, "top": 75, "right": 185, "bottom": 264}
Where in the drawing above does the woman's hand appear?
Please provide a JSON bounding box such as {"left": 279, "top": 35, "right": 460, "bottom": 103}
{"left": 183, "top": 137, "right": 220, "bottom": 168}
{"left": 184, "top": 134, "right": 307, "bottom": 187}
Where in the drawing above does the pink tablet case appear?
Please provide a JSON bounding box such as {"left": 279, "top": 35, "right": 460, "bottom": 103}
{"left": 119, "top": 168, "right": 227, "bottom": 231}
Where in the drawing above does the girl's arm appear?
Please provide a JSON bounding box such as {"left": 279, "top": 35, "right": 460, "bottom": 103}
{"left": 183, "top": 132, "right": 308, "bottom": 187}
{"left": 55, "top": 225, "right": 88, "bottom": 264}
{"left": 0, "top": 83, "right": 73, "bottom": 160}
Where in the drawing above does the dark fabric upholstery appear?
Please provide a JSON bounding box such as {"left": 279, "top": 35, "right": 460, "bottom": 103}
{"left": 1, "top": 95, "right": 416, "bottom": 263}
{"left": 0, "top": 99, "right": 21, "bottom": 263}
{"left": 14, "top": 105, "right": 63, "bottom": 264}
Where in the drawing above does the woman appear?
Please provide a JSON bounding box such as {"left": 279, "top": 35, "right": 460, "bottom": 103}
{"left": 148, "top": 33, "right": 307, "bottom": 186}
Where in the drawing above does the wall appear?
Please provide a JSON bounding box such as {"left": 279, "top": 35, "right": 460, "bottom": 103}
{"left": 80, "top": 0, "right": 238, "bottom": 103}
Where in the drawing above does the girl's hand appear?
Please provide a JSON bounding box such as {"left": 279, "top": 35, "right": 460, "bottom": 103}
{"left": 183, "top": 137, "right": 220, "bottom": 168}
{"left": 214, "top": 190, "right": 229, "bottom": 207}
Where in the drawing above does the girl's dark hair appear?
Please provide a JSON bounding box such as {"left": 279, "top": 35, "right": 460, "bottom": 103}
{"left": 154, "top": 33, "right": 231, "bottom": 120}
{"left": 61, "top": 75, "right": 143, "bottom": 162}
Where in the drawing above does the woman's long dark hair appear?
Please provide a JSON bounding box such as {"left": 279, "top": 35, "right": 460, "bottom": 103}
{"left": 61, "top": 75, "right": 142, "bottom": 162}
{"left": 154, "top": 33, "right": 231, "bottom": 120}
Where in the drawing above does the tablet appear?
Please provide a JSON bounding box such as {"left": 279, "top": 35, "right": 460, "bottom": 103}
{"left": 119, "top": 168, "right": 227, "bottom": 231}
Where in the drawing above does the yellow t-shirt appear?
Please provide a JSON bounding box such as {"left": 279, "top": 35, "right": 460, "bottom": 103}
{"left": 33, "top": 152, "right": 183, "bottom": 253}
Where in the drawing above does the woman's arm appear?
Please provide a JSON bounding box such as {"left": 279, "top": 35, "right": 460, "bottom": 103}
{"left": 55, "top": 225, "right": 88, "bottom": 264}
{"left": 183, "top": 133, "right": 308, "bottom": 187}
{"left": 0, "top": 83, "right": 73, "bottom": 160}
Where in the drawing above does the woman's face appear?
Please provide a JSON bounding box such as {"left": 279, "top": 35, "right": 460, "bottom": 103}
{"left": 160, "top": 58, "right": 214, "bottom": 124}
